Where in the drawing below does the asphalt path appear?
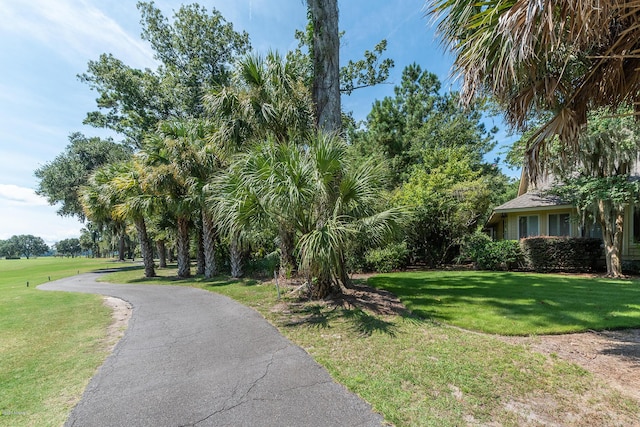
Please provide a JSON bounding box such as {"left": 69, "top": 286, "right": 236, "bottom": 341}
{"left": 39, "top": 272, "right": 384, "bottom": 427}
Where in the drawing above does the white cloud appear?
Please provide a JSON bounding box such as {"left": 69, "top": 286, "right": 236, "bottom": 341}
{"left": 0, "top": 0, "right": 155, "bottom": 68}
{"left": 0, "top": 200, "right": 83, "bottom": 245}
{"left": 0, "top": 184, "right": 49, "bottom": 207}
{"left": 0, "top": 194, "right": 83, "bottom": 245}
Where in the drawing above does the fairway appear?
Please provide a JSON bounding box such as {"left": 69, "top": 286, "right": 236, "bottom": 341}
{"left": 0, "top": 257, "right": 120, "bottom": 427}
{"left": 369, "top": 271, "right": 640, "bottom": 335}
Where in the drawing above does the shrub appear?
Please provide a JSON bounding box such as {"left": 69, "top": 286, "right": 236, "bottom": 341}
{"left": 245, "top": 251, "right": 280, "bottom": 277}
{"left": 476, "top": 240, "right": 523, "bottom": 271}
{"left": 519, "top": 237, "right": 603, "bottom": 272}
{"left": 622, "top": 260, "right": 640, "bottom": 274}
{"left": 460, "top": 230, "right": 492, "bottom": 263}
{"left": 364, "top": 242, "right": 410, "bottom": 273}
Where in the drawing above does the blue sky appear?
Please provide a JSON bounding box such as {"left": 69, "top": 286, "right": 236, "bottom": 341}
{"left": 0, "top": 0, "right": 518, "bottom": 245}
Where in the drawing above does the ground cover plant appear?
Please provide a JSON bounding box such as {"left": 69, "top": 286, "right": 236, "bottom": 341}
{"left": 0, "top": 257, "right": 117, "bottom": 427}
{"left": 101, "top": 266, "right": 640, "bottom": 426}
{"left": 368, "top": 271, "right": 640, "bottom": 335}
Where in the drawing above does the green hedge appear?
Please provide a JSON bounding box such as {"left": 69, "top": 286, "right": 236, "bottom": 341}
{"left": 519, "top": 237, "right": 603, "bottom": 272}
{"left": 364, "top": 242, "right": 410, "bottom": 273}
{"left": 476, "top": 240, "right": 523, "bottom": 271}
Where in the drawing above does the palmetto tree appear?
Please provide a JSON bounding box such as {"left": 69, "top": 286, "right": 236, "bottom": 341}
{"left": 430, "top": 1, "right": 640, "bottom": 178}
{"left": 221, "top": 132, "right": 404, "bottom": 298}
{"left": 81, "top": 161, "right": 156, "bottom": 277}
{"left": 208, "top": 163, "right": 262, "bottom": 278}
{"left": 141, "top": 123, "right": 199, "bottom": 278}
{"left": 109, "top": 161, "right": 157, "bottom": 278}
{"left": 299, "top": 132, "right": 406, "bottom": 298}
{"left": 204, "top": 51, "right": 315, "bottom": 276}
{"left": 80, "top": 164, "right": 127, "bottom": 262}
{"left": 205, "top": 51, "right": 315, "bottom": 146}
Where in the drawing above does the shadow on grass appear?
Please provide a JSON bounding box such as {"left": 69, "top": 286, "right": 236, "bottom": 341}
{"left": 96, "top": 265, "right": 145, "bottom": 274}
{"left": 342, "top": 308, "right": 397, "bottom": 337}
{"left": 283, "top": 304, "right": 331, "bottom": 329}
{"left": 368, "top": 271, "right": 640, "bottom": 334}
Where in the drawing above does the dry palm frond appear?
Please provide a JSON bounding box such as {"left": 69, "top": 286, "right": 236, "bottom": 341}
{"left": 430, "top": 0, "right": 640, "bottom": 180}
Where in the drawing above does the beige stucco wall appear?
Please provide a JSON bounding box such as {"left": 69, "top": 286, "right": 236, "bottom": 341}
{"left": 497, "top": 206, "right": 640, "bottom": 261}
{"left": 502, "top": 208, "right": 578, "bottom": 240}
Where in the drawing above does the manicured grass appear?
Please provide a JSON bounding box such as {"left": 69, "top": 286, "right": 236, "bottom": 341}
{"left": 368, "top": 271, "right": 640, "bottom": 335}
{"left": 101, "top": 266, "right": 640, "bottom": 426}
{"left": 0, "top": 257, "right": 120, "bottom": 427}
{"left": 99, "top": 266, "right": 276, "bottom": 307}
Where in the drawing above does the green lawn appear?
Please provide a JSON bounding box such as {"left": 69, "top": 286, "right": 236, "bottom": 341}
{"left": 368, "top": 270, "right": 640, "bottom": 335}
{"left": 100, "top": 267, "right": 640, "bottom": 426}
{"left": 5, "top": 259, "right": 639, "bottom": 426}
{"left": 0, "top": 257, "right": 121, "bottom": 427}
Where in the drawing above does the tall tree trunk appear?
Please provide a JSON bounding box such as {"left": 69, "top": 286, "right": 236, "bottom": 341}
{"left": 202, "top": 211, "right": 218, "bottom": 279}
{"left": 278, "top": 229, "right": 297, "bottom": 278}
{"left": 118, "top": 230, "right": 125, "bottom": 261}
{"left": 177, "top": 216, "right": 191, "bottom": 278}
{"left": 156, "top": 239, "right": 167, "bottom": 268}
{"left": 308, "top": 0, "right": 341, "bottom": 132}
{"left": 599, "top": 201, "right": 624, "bottom": 277}
{"left": 230, "top": 235, "right": 243, "bottom": 278}
{"left": 135, "top": 217, "right": 155, "bottom": 278}
{"left": 196, "top": 224, "right": 205, "bottom": 276}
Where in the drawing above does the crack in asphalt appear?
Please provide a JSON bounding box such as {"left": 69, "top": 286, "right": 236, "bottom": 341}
{"left": 185, "top": 345, "right": 289, "bottom": 427}
{"left": 39, "top": 273, "right": 384, "bottom": 427}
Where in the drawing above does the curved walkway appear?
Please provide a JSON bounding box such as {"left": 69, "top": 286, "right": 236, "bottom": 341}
{"left": 39, "top": 273, "right": 384, "bottom": 427}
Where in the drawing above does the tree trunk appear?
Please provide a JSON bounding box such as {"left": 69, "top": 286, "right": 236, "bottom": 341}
{"left": 135, "top": 217, "right": 155, "bottom": 278}
{"left": 311, "top": 270, "right": 336, "bottom": 299}
{"left": 196, "top": 225, "right": 205, "bottom": 276}
{"left": 202, "top": 211, "right": 218, "bottom": 278}
{"left": 599, "top": 201, "right": 624, "bottom": 277}
{"left": 308, "top": 0, "right": 341, "bottom": 132}
{"left": 230, "top": 235, "right": 243, "bottom": 278}
{"left": 278, "top": 229, "right": 297, "bottom": 278}
{"left": 118, "top": 231, "right": 125, "bottom": 261}
{"left": 337, "top": 251, "right": 351, "bottom": 289}
{"left": 156, "top": 239, "right": 167, "bottom": 268}
{"left": 177, "top": 216, "right": 191, "bottom": 278}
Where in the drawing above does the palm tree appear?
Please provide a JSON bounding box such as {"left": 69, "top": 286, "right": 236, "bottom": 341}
{"left": 109, "top": 161, "right": 157, "bottom": 278}
{"left": 80, "top": 165, "right": 127, "bottom": 262}
{"left": 204, "top": 51, "right": 315, "bottom": 276}
{"left": 221, "top": 132, "right": 405, "bottom": 298}
{"left": 141, "top": 124, "right": 197, "bottom": 278}
{"left": 209, "top": 155, "right": 268, "bottom": 278}
{"left": 430, "top": 1, "right": 640, "bottom": 178}
{"left": 81, "top": 162, "right": 157, "bottom": 277}
{"left": 241, "top": 139, "right": 315, "bottom": 277}
{"left": 298, "top": 132, "right": 406, "bottom": 298}
{"left": 204, "top": 51, "right": 315, "bottom": 146}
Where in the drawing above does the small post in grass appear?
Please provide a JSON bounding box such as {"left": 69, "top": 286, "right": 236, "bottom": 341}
{"left": 274, "top": 270, "right": 280, "bottom": 300}
{"left": 26, "top": 281, "right": 29, "bottom": 287}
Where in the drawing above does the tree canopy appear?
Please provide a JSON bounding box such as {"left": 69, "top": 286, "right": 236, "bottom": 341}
{"left": 34, "top": 133, "right": 132, "bottom": 219}
{"left": 0, "top": 235, "right": 49, "bottom": 259}
{"left": 79, "top": 1, "right": 250, "bottom": 146}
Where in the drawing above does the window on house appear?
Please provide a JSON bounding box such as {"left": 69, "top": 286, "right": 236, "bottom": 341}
{"left": 549, "top": 213, "right": 571, "bottom": 236}
{"left": 586, "top": 222, "right": 602, "bottom": 240}
{"left": 634, "top": 207, "right": 640, "bottom": 243}
{"left": 518, "top": 215, "right": 539, "bottom": 239}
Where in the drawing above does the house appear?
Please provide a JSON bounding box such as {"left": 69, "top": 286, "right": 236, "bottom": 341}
{"left": 484, "top": 170, "right": 640, "bottom": 261}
